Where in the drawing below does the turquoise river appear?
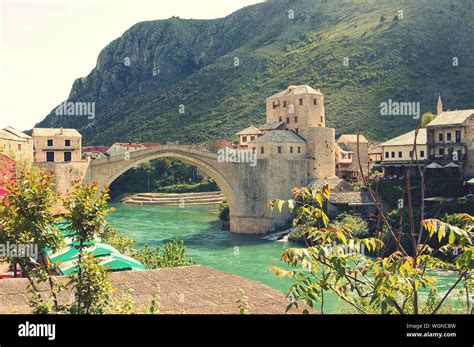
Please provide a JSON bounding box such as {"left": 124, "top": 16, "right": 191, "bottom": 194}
{"left": 107, "top": 203, "right": 460, "bottom": 314}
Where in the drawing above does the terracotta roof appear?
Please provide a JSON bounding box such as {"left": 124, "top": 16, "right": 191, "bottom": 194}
{"left": 267, "top": 85, "right": 323, "bottom": 99}
{"left": 215, "top": 139, "right": 233, "bottom": 148}
{"left": 380, "top": 129, "right": 427, "bottom": 147}
{"left": 114, "top": 142, "right": 144, "bottom": 148}
{"left": 32, "top": 128, "right": 82, "bottom": 137}
{"left": 82, "top": 145, "right": 109, "bottom": 153}
{"left": 142, "top": 142, "right": 161, "bottom": 148}
{"left": 427, "top": 109, "right": 474, "bottom": 127}
{"left": 0, "top": 265, "right": 312, "bottom": 314}
{"left": 251, "top": 130, "right": 306, "bottom": 143}
{"left": 337, "top": 134, "right": 368, "bottom": 144}
{"left": 259, "top": 121, "right": 286, "bottom": 131}
{"left": 236, "top": 126, "right": 261, "bottom": 136}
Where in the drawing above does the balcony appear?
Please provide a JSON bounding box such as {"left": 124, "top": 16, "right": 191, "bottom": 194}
{"left": 429, "top": 154, "right": 467, "bottom": 162}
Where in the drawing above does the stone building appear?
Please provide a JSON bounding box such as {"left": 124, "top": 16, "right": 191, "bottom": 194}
{"left": 237, "top": 84, "right": 336, "bottom": 179}
{"left": 426, "top": 98, "right": 474, "bottom": 178}
{"left": 368, "top": 141, "right": 383, "bottom": 164}
{"left": 236, "top": 126, "right": 261, "bottom": 148}
{"left": 378, "top": 129, "right": 427, "bottom": 178}
{"left": 82, "top": 145, "right": 110, "bottom": 160}
{"left": 32, "top": 128, "right": 82, "bottom": 163}
{"left": 0, "top": 126, "right": 33, "bottom": 162}
{"left": 335, "top": 134, "right": 369, "bottom": 181}
{"left": 106, "top": 142, "right": 145, "bottom": 156}
{"left": 249, "top": 130, "right": 307, "bottom": 159}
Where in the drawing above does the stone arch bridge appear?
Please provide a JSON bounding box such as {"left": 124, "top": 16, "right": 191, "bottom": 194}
{"left": 38, "top": 145, "right": 314, "bottom": 234}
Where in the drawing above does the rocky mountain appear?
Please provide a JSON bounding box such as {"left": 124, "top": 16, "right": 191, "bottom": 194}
{"left": 36, "top": 0, "right": 474, "bottom": 144}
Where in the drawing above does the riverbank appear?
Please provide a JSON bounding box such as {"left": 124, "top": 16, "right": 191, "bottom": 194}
{"left": 122, "top": 191, "right": 225, "bottom": 206}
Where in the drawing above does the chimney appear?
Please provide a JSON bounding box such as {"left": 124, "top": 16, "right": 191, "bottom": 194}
{"left": 59, "top": 127, "right": 64, "bottom": 135}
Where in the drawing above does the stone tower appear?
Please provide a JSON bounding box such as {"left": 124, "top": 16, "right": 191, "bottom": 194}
{"left": 265, "top": 85, "right": 335, "bottom": 178}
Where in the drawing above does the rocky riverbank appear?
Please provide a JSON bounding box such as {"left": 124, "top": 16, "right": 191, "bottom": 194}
{"left": 122, "top": 191, "right": 225, "bottom": 206}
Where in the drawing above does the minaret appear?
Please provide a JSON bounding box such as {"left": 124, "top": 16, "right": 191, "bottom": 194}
{"left": 437, "top": 95, "right": 443, "bottom": 115}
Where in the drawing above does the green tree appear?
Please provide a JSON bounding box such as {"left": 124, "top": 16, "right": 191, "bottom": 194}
{"left": 63, "top": 182, "right": 114, "bottom": 314}
{"left": 0, "top": 167, "right": 63, "bottom": 308}
{"left": 269, "top": 187, "right": 473, "bottom": 314}
{"left": 421, "top": 112, "right": 437, "bottom": 127}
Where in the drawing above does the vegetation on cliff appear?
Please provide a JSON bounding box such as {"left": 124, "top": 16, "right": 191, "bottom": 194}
{"left": 36, "top": 0, "right": 474, "bottom": 144}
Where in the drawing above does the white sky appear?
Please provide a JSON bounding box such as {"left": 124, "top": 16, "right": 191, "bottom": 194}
{"left": 0, "top": 0, "right": 264, "bottom": 131}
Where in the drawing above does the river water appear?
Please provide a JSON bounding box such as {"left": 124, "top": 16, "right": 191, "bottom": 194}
{"left": 107, "top": 203, "right": 460, "bottom": 314}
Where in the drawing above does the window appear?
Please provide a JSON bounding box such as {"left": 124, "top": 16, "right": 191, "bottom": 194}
{"left": 438, "top": 133, "right": 443, "bottom": 142}
{"left": 279, "top": 117, "right": 282, "bottom": 122}
{"left": 298, "top": 147, "right": 301, "bottom": 153}
{"left": 65, "top": 139, "right": 71, "bottom": 146}
{"left": 250, "top": 136, "right": 255, "bottom": 141}
{"left": 385, "top": 152, "right": 389, "bottom": 158}
{"left": 277, "top": 146, "right": 282, "bottom": 154}
{"left": 456, "top": 130, "right": 461, "bottom": 142}
{"left": 320, "top": 116, "right": 323, "bottom": 123}
{"left": 398, "top": 151, "right": 402, "bottom": 158}
{"left": 447, "top": 133, "right": 452, "bottom": 141}
{"left": 47, "top": 139, "right": 53, "bottom": 146}
{"left": 260, "top": 147, "right": 264, "bottom": 154}
{"left": 242, "top": 136, "right": 247, "bottom": 143}
{"left": 299, "top": 98, "right": 303, "bottom": 106}
{"left": 439, "top": 148, "right": 444, "bottom": 155}
{"left": 420, "top": 150, "right": 425, "bottom": 158}
{"left": 295, "top": 128, "right": 299, "bottom": 134}
{"left": 286, "top": 117, "right": 290, "bottom": 124}
{"left": 294, "top": 116, "right": 298, "bottom": 123}
{"left": 313, "top": 99, "right": 317, "bottom": 106}
{"left": 46, "top": 152, "right": 55, "bottom": 162}
{"left": 18, "top": 144, "right": 21, "bottom": 151}
{"left": 283, "top": 101, "right": 287, "bottom": 107}
{"left": 272, "top": 102, "right": 277, "bottom": 109}
{"left": 290, "top": 146, "right": 294, "bottom": 154}
{"left": 391, "top": 152, "right": 395, "bottom": 158}
{"left": 64, "top": 152, "right": 72, "bottom": 162}
{"left": 409, "top": 151, "right": 413, "bottom": 158}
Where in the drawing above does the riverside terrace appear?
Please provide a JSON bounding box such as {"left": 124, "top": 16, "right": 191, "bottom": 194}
{"left": 0, "top": 265, "right": 311, "bottom": 314}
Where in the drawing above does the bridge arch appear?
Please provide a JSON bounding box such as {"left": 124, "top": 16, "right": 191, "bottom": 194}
{"left": 98, "top": 149, "right": 238, "bottom": 217}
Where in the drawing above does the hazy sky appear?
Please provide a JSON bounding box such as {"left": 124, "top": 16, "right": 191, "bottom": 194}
{"left": 0, "top": 0, "right": 264, "bottom": 131}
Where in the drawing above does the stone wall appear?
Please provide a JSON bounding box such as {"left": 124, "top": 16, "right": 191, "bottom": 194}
{"left": 306, "top": 127, "right": 336, "bottom": 178}
{"left": 35, "top": 160, "right": 90, "bottom": 198}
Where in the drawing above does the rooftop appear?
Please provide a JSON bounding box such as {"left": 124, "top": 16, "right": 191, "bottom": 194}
{"left": 3, "top": 127, "right": 31, "bottom": 140}
{"left": 236, "top": 126, "right": 261, "bottom": 136}
{"left": 267, "top": 85, "right": 323, "bottom": 100}
{"left": 83, "top": 145, "right": 109, "bottom": 153}
{"left": 251, "top": 130, "right": 306, "bottom": 143}
{"left": 380, "top": 128, "right": 427, "bottom": 147}
{"left": 32, "top": 128, "right": 82, "bottom": 137}
{"left": 259, "top": 121, "right": 286, "bottom": 131}
{"left": 337, "top": 134, "right": 369, "bottom": 144}
{"left": 0, "top": 265, "right": 310, "bottom": 314}
{"left": 330, "top": 191, "right": 374, "bottom": 205}
{"left": 427, "top": 109, "right": 474, "bottom": 127}
{"left": 337, "top": 143, "right": 353, "bottom": 152}
{"left": 113, "top": 142, "right": 144, "bottom": 148}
